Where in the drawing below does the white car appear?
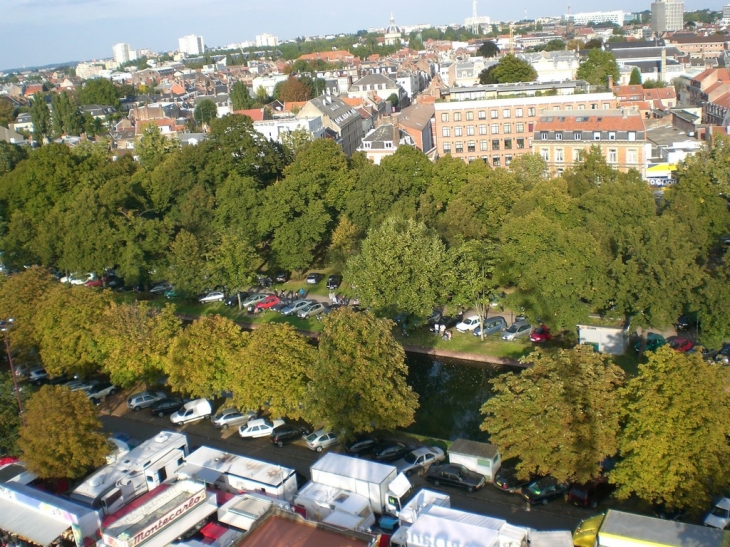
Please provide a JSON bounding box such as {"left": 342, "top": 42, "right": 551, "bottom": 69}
{"left": 501, "top": 321, "right": 532, "bottom": 341}
{"left": 60, "top": 272, "right": 94, "bottom": 285}
{"left": 704, "top": 497, "right": 730, "bottom": 529}
{"left": 394, "top": 446, "right": 446, "bottom": 476}
{"left": 241, "top": 294, "right": 270, "bottom": 308}
{"left": 149, "top": 282, "right": 172, "bottom": 294}
{"left": 199, "top": 291, "right": 225, "bottom": 303}
{"left": 456, "top": 315, "right": 481, "bottom": 333}
{"left": 305, "top": 429, "right": 338, "bottom": 452}
{"left": 239, "top": 418, "right": 285, "bottom": 439}
{"left": 280, "top": 299, "right": 312, "bottom": 316}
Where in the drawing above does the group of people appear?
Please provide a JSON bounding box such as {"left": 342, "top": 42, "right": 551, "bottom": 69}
{"left": 433, "top": 322, "right": 453, "bottom": 341}
{"left": 328, "top": 292, "right": 349, "bottom": 305}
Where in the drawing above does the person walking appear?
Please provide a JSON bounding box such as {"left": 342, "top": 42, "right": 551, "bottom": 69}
{"left": 439, "top": 323, "right": 446, "bottom": 338}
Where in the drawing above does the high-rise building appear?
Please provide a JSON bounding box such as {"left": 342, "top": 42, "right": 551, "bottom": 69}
{"left": 651, "top": 0, "right": 684, "bottom": 34}
{"left": 178, "top": 34, "right": 205, "bottom": 56}
{"left": 723, "top": 4, "right": 730, "bottom": 21}
{"left": 112, "top": 43, "right": 131, "bottom": 64}
{"left": 255, "top": 33, "right": 279, "bottom": 47}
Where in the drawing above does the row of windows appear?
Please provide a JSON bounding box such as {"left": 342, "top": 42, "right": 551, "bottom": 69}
{"left": 540, "top": 131, "right": 637, "bottom": 141}
{"left": 439, "top": 104, "right": 613, "bottom": 123}
{"left": 539, "top": 148, "right": 639, "bottom": 164}
{"left": 442, "top": 138, "right": 528, "bottom": 154}
{"left": 442, "top": 122, "right": 534, "bottom": 137}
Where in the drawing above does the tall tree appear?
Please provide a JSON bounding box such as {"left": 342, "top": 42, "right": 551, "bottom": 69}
{"left": 78, "top": 78, "right": 120, "bottom": 108}
{"left": 305, "top": 308, "right": 419, "bottom": 436}
{"left": 482, "top": 346, "right": 625, "bottom": 484}
{"left": 166, "top": 230, "right": 208, "bottom": 296}
{"left": 194, "top": 98, "right": 218, "bottom": 125}
{"left": 0, "top": 372, "right": 33, "bottom": 456}
{"left": 230, "top": 81, "right": 254, "bottom": 111}
{"left": 30, "top": 92, "right": 51, "bottom": 143}
{"left": 206, "top": 228, "right": 258, "bottom": 294}
{"left": 0, "top": 141, "right": 28, "bottom": 176}
{"left": 19, "top": 386, "right": 109, "bottom": 479}
{"left": 277, "top": 76, "right": 313, "bottom": 102}
{"left": 610, "top": 347, "right": 730, "bottom": 512}
{"left": 629, "top": 67, "right": 642, "bottom": 85}
{"left": 477, "top": 41, "right": 500, "bottom": 58}
{"left": 576, "top": 49, "right": 620, "bottom": 86}
{"left": 0, "top": 97, "right": 14, "bottom": 127}
{"left": 479, "top": 54, "right": 537, "bottom": 84}
{"left": 136, "top": 124, "right": 179, "bottom": 171}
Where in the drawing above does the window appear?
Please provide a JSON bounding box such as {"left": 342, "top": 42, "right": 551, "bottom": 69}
{"left": 467, "top": 140, "right": 476, "bottom": 152}
{"left": 574, "top": 132, "right": 582, "bottom": 140}
{"left": 493, "top": 156, "right": 501, "bottom": 167}
{"left": 441, "top": 113, "right": 449, "bottom": 122}
{"left": 565, "top": 105, "right": 573, "bottom": 110}
{"left": 491, "top": 123, "right": 499, "bottom": 134}
{"left": 480, "top": 140, "right": 488, "bottom": 151}
{"left": 608, "top": 132, "right": 616, "bottom": 141}
{"left": 502, "top": 109, "right": 511, "bottom": 118}
{"left": 467, "top": 125, "right": 475, "bottom": 136}
{"left": 478, "top": 110, "right": 486, "bottom": 119}
{"left": 455, "top": 141, "right": 463, "bottom": 153}
{"left": 591, "top": 103, "right": 597, "bottom": 110}
{"left": 516, "top": 108, "right": 523, "bottom": 117}
{"left": 555, "top": 132, "right": 563, "bottom": 140}
{"left": 603, "top": 103, "right": 611, "bottom": 109}
{"left": 479, "top": 124, "right": 487, "bottom": 135}
{"left": 466, "top": 111, "right": 474, "bottom": 121}
{"left": 455, "top": 126, "right": 463, "bottom": 136}
{"left": 593, "top": 132, "right": 601, "bottom": 141}
{"left": 492, "top": 139, "right": 500, "bottom": 150}
{"left": 516, "top": 122, "right": 524, "bottom": 133}
{"left": 608, "top": 149, "right": 617, "bottom": 163}
{"left": 503, "top": 123, "right": 512, "bottom": 134}
{"left": 443, "top": 142, "right": 451, "bottom": 153}
{"left": 627, "top": 148, "right": 637, "bottom": 163}
{"left": 491, "top": 109, "right": 498, "bottom": 119}
{"left": 442, "top": 127, "right": 450, "bottom": 137}
{"left": 628, "top": 131, "right": 636, "bottom": 141}
{"left": 504, "top": 138, "right": 512, "bottom": 149}
{"left": 505, "top": 155, "right": 513, "bottom": 166}
{"left": 516, "top": 138, "right": 525, "bottom": 149}
{"left": 454, "top": 112, "right": 462, "bottom": 121}
{"left": 573, "top": 148, "right": 583, "bottom": 161}
{"left": 541, "top": 132, "right": 549, "bottom": 140}
{"left": 556, "top": 148, "right": 564, "bottom": 162}
{"left": 540, "top": 148, "right": 549, "bottom": 161}
{"left": 528, "top": 107, "right": 536, "bottom": 116}
{"left": 385, "top": 142, "right": 392, "bottom": 148}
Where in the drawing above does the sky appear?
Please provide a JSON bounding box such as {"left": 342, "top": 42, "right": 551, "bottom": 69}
{"left": 0, "top": 0, "right": 722, "bottom": 71}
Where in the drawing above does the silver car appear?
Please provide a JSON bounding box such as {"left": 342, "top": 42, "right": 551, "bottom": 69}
{"left": 298, "top": 302, "right": 327, "bottom": 318}
{"left": 305, "top": 429, "right": 338, "bottom": 452}
{"left": 127, "top": 391, "right": 167, "bottom": 411}
{"left": 211, "top": 408, "right": 257, "bottom": 430}
{"left": 501, "top": 320, "right": 532, "bottom": 341}
{"left": 241, "top": 294, "right": 270, "bottom": 308}
{"left": 280, "top": 299, "right": 312, "bottom": 316}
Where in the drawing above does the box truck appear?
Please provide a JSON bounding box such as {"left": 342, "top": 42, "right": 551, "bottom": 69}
{"left": 447, "top": 439, "right": 501, "bottom": 481}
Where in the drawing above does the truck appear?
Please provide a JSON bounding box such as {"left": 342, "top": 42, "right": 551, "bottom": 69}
{"left": 176, "top": 445, "right": 298, "bottom": 502}
{"left": 308, "top": 453, "right": 412, "bottom": 515}
{"left": 70, "top": 431, "right": 188, "bottom": 515}
{"left": 396, "top": 489, "right": 450, "bottom": 527}
{"left": 292, "top": 481, "right": 377, "bottom": 531}
{"left": 447, "top": 439, "right": 501, "bottom": 482}
{"left": 573, "top": 509, "right": 730, "bottom": 547}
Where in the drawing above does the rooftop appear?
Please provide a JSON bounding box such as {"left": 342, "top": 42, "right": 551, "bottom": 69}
{"left": 236, "top": 512, "right": 375, "bottom": 547}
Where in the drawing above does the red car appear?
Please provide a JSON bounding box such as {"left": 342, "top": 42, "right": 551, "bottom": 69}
{"left": 529, "top": 325, "right": 552, "bottom": 343}
{"left": 84, "top": 277, "right": 103, "bottom": 288}
{"left": 667, "top": 336, "right": 694, "bottom": 352}
{"left": 255, "top": 295, "right": 281, "bottom": 310}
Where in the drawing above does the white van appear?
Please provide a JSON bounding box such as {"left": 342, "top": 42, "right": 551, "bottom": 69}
{"left": 170, "top": 398, "right": 212, "bottom": 425}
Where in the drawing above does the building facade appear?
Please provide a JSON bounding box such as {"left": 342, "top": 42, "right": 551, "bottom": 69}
{"left": 112, "top": 43, "right": 133, "bottom": 65}
{"left": 297, "top": 96, "right": 364, "bottom": 156}
{"left": 433, "top": 92, "right": 616, "bottom": 166}
{"left": 255, "top": 33, "right": 279, "bottom": 47}
{"left": 651, "top": 0, "right": 684, "bottom": 34}
{"left": 566, "top": 10, "right": 625, "bottom": 26}
{"left": 178, "top": 34, "right": 204, "bottom": 56}
{"left": 532, "top": 109, "right": 647, "bottom": 177}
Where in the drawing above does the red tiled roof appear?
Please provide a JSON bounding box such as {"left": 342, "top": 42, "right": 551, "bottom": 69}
{"left": 643, "top": 87, "right": 676, "bottom": 100}
{"left": 233, "top": 108, "right": 265, "bottom": 121}
{"left": 712, "top": 92, "right": 730, "bottom": 108}
{"left": 534, "top": 112, "right": 645, "bottom": 132}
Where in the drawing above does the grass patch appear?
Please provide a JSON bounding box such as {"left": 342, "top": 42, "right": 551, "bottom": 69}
{"left": 397, "top": 327, "right": 533, "bottom": 361}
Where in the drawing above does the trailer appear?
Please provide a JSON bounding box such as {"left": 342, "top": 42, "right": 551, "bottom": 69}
{"left": 309, "top": 453, "right": 412, "bottom": 515}
{"left": 176, "top": 445, "right": 298, "bottom": 502}
{"left": 293, "top": 482, "right": 376, "bottom": 530}
{"left": 70, "top": 431, "right": 188, "bottom": 515}
{"left": 577, "top": 325, "right": 628, "bottom": 355}
{"left": 397, "top": 489, "right": 450, "bottom": 527}
{"left": 217, "top": 492, "right": 291, "bottom": 532}
{"left": 447, "top": 439, "right": 501, "bottom": 481}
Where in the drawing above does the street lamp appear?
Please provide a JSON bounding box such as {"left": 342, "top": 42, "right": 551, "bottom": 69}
{"left": 2, "top": 318, "right": 24, "bottom": 419}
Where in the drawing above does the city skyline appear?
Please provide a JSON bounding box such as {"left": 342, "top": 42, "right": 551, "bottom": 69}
{"left": 1, "top": 0, "right": 722, "bottom": 70}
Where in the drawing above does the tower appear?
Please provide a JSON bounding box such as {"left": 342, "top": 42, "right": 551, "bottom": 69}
{"left": 472, "top": 0, "right": 479, "bottom": 33}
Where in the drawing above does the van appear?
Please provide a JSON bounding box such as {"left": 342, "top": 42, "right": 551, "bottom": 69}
{"left": 170, "top": 398, "right": 212, "bottom": 425}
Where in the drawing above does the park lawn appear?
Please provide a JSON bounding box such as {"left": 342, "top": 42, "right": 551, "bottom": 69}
{"left": 397, "top": 327, "right": 533, "bottom": 361}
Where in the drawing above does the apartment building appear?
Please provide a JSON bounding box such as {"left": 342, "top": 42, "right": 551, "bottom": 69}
{"left": 433, "top": 92, "right": 616, "bottom": 166}
{"left": 651, "top": 0, "right": 684, "bottom": 34}
{"left": 532, "top": 109, "right": 647, "bottom": 177}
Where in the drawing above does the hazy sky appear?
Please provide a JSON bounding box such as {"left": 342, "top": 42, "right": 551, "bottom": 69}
{"left": 0, "top": 0, "right": 721, "bottom": 70}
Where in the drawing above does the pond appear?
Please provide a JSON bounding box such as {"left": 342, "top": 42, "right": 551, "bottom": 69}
{"left": 404, "top": 353, "right": 521, "bottom": 443}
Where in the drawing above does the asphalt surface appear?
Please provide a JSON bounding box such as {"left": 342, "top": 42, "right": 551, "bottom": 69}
{"left": 99, "top": 405, "right": 597, "bottom": 534}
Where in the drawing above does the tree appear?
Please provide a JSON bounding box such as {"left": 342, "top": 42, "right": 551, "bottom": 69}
{"left": 194, "top": 99, "right": 218, "bottom": 125}
{"left": 206, "top": 228, "right": 258, "bottom": 296}
{"left": 387, "top": 93, "right": 399, "bottom": 109}
{"left": 166, "top": 230, "right": 208, "bottom": 296}
{"left": 230, "top": 324, "right": 315, "bottom": 419}
{"left": 230, "top": 81, "right": 254, "bottom": 111}
{"left": 280, "top": 127, "right": 313, "bottom": 158}
{"left": 277, "top": 76, "right": 313, "bottom": 102}
{"left": 583, "top": 38, "right": 604, "bottom": 49}
{"left": 305, "top": 308, "right": 419, "bottom": 436}
{"left": 477, "top": 41, "right": 500, "bottom": 58}
{"left": 610, "top": 347, "right": 730, "bottom": 511}
{"left": 30, "top": 92, "right": 51, "bottom": 143}
{"left": 165, "top": 315, "right": 246, "bottom": 399}
{"left": 0, "top": 97, "right": 15, "bottom": 127}
{"left": 629, "top": 67, "right": 642, "bottom": 85}
{"left": 136, "top": 124, "right": 179, "bottom": 171}
{"left": 642, "top": 79, "right": 667, "bottom": 89}
{"left": 78, "top": 79, "right": 120, "bottom": 108}
{"left": 19, "top": 386, "right": 109, "bottom": 479}
{"left": 543, "top": 39, "right": 566, "bottom": 51}
{"left": 508, "top": 153, "right": 547, "bottom": 191}
{"left": 347, "top": 217, "right": 450, "bottom": 322}
{"left": 0, "top": 141, "right": 27, "bottom": 176}
{"left": 576, "top": 49, "right": 620, "bottom": 86}
{"left": 481, "top": 346, "right": 625, "bottom": 484}
{"left": 0, "top": 372, "right": 33, "bottom": 456}
{"left": 479, "top": 54, "right": 537, "bottom": 84}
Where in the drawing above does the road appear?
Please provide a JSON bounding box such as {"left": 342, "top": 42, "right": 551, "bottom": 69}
{"left": 100, "top": 407, "right": 594, "bottom": 533}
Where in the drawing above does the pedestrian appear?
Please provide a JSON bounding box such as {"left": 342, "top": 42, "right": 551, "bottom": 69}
{"left": 446, "top": 330, "right": 452, "bottom": 341}
{"left": 439, "top": 324, "right": 446, "bottom": 337}
{"left": 433, "top": 322, "right": 440, "bottom": 335}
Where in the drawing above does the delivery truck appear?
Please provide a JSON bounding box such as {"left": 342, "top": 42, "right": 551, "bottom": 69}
{"left": 447, "top": 439, "right": 501, "bottom": 482}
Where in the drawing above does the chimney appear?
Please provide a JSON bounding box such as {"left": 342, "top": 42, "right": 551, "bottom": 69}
{"left": 607, "top": 74, "right": 614, "bottom": 89}
{"left": 660, "top": 48, "right": 667, "bottom": 83}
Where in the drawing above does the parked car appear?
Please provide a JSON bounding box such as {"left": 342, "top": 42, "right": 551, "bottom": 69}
{"left": 224, "top": 292, "right": 249, "bottom": 306}
{"left": 456, "top": 315, "right": 481, "bottom": 333}
{"left": 667, "top": 336, "right": 694, "bottom": 353}
{"left": 425, "top": 463, "right": 486, "bottom": 493}
{"left": 149, "top": 282, "right": 172, "bottom": 294}
{"left": 372, "top": 441, "right": 413, "bottom": 462}
{"left": 84, "top": 277, "right": 103, "bottom": 288}
{"left": 502, "top": 320, "right": 532, "bottom": 341}
{"left": 255, "top": 295, "right": 281, "bottom": 311}
{"left": 634, "top": 332, "right": 666, "bottom": 352}
{"left": 27, "top": 367, "right": 48, "bottom": 385}
{"left": 305, "top": 429, "right": 338, "bottom": 452}
{"left": 394, "top": 446, "right": 446, "bottom": 476}
{"left": 274, "top": 272, "right": 289, "bottom": 283}
{"left": 473, "top": 316, "right": 507, "bottom": 337}
{"left": 63, "top": 379, "right": 93, "bottom": 391}
{"left": 149, "top": 397, "right": 185, "bottom": 418}
{"left": 298, "top": 302, "right": 327, "bottom": 318}
{"left": 530, "top": 325, "right": 552, "bottom": 343}
{"left": 521, "top": 477, "right": 570, "bottom": 505}
{"left": 280, "top": 299, "right": 313, "bottom": 316}
{"left": 493, "top": 461, "right": 532, "bottom": 493}
{"left": 270, "top": 424, "right": 310, "bottom": 447}
{"left": 326, "top": 275, "right": 343, "bottom": 290}
{"left": 567, "top": 478, "right": 614, "bottom": 509}
{"left": 704, "top": 497, "right": 730, "bottom": 529}
{"left": 61, "top": 273, "right": 94, "bottom": 285}
{"left": 675, "top": 315, "right": 691, "bottom": 331}
{"left": 344, "top": 436, "right": 379, "bottom": 457}
{"left": 306, "top": 273, "right": 324, "bottom": 285}
{"left": 127, "top": 391, "right": 167, "bottom": 411}
{"left": 170, "top": 398, "right": 213, "bottom": 425}
{"left": 199, "top": 291, "right": 225, "bottom": 304}
{"left": 241, "top": 294, "right": 270, "bottom": 308}
{"left": 239, "top": 418, "right": 285, "bottom": 439}
{"left": 211, "top": 408, "right": 257, "bottom": 430}
{"left": 430, "top": 315, "right": 459, "bottom": 333}
{"left": 164, "top": 287, "right": 179, "bottom": 299}
{"left": 714, "top": 345, "right": 730, "bottom": 364}
{"left": 84, "top": 381, "right": 117, "bottom": 404}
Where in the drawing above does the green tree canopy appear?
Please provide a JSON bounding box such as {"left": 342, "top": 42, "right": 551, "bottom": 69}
{"left": 0, "top": 372, "right": 34, "bottom": 456}
{"left": 610, "top": 347, "right": 730, "bottom": 511}
{"left": 576, "top": 49, "right": 620, "bottom": 86}
{"left": 305, "top": 308, "right": 419, "bottom": 436}
{"left": 477, "top": 41, "right": 500, "bottom": 57}
{"left": 30, "top": 93, "right": 51, "bottom": 142}
{"left": 19, "top": 386, "right": 109, "bottom": 479}
{"left": 78, "top": 78, "right": 120, "bottom": 108}
{"left": 543, "top": 39, "right": 566, "bottom": 51}
{"left": 136, "top": 124, "right": 179, "bottom": 171}
{"left": 194, "top": 99, "right": 218, "bottom": 125}
{"left": 629, "top": 67, "right": 642, "bottom": 85}
{"left": 482, "top": 346, "right": 625, "bottom": 484}
{"left": 230, "top": 81, "right": 255, "bottom": 111}
{"left": 479, "top": 54, "right": 537, "bottom": 84}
